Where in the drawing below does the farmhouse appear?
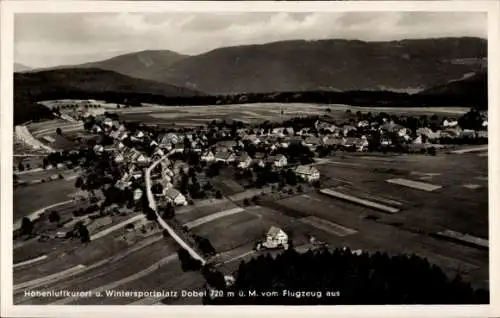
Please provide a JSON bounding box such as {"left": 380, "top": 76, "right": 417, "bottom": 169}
{"left": 295, "top": 165, "right": 320, "bottom": 182}
{"left": 215, "top": 152, "right": 235, "bottom": 163}
{"left": 163, "top": 188, "right": 187, "bottom": 206}
{"left": 265, "top": 226, "right": 289, "bottom": 248}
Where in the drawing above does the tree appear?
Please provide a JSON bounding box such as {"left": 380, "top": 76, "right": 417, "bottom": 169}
{"left": 21, "top": 217, "right": 33, "bottom": 236}
{"left": 428, "top": 147, "right": 437, "bottom": 156}
{"left": 48, "top": 210, "right": 61, "bottom": 224}
{"left": 215, "top": 190, "right": 223, "bottom": 199}
{"left": 78, "top": 224, "right": 90, "bottom": 243}
{"left": 151, "top": 183, "right": 163, "bottom": 195}
{"left": 144, "top": 205, "right": 157, "bottom": 221}
{"left": 163, "top": 202, "right": 175, "bottom": 219}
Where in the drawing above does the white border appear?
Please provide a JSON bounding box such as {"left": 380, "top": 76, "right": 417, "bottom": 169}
{"left": 1, "top": 1, "right": 499, "bottom": 318}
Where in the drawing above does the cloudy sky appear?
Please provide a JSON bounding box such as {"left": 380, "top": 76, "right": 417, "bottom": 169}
{"left": 15, "top": 12, "right": 486, "bottom": 68}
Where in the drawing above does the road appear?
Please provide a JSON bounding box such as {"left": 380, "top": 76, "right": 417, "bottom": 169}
{"left": 145, "top": 156, "right": 207, "bottom": 265}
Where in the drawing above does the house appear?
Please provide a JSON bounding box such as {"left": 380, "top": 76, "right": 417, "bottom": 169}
{"left": 322, "top": 137, "right": 344, "bottom": 148}
{"left": 111, "top": 130, "right": 128, "bottom": 141}
{"left": 440, "top": 128, "right": 462, "bottom": 139}
{"left": 460, "top": 129, "right": 477, "bottom": 139}
{"left": 342, "top": 125, "right": 357, "bottom": 136}
{"left": 297, "top": 128, "right": 312, "bottom": 136}
{"left": 266, "top": 154, "right": 287, "bottom": 168}
{"left": 271, "top": 127, "right": 285, "bottom": 136}
{"left": 91, "top": 125, "right": 102, "bottom": 134}
{"left": 135, "top": 130, "right": 145, "bottom": 139}
{"left": 303, "top": 136, "right": 322, "bottom": 148}
{"left": 416, "top": 127, "right": 440, "bottom": 140}
{"left": 264, "top": 226, "right": 289, "bottom": 249}
{"left": 354, "top": 137, "right": 369, "bottom": 151}
{"left": 114, "top": 152, "right": 125, "bottom": 163}
{"left": 380, "top": 136, "right": 393, "bottom": 146}
{"left": 477, "top": 130, "right": 488, "bottom": 138}
{"left": 443, "top": 119, "right": 459, "bottom": 128}
{"left": 236, "top": 152, "right": 252, "bottom": 169}
{"left": 357, "top": 120, "right": 370, "bottom": 128}
{"left": 243, "top": 134, "right": 261, "bottom": 145}
{"left": 163, "top": 188, "right": 187, "bottom": 206}
{"left": 153, "top": 148, "right": 165, "bottom": 157}
{"left": 159, "top": 133, "right": 178, "bottom": 147}
{"left": 133, "top": 188, "right": 143, "bottom": 201}
{"left": 93, "top": 144, "right": 104, "bottom": 154}
{"left": 315, "top": 120, "right": 336, "bottom": 132}
{"left": 109, "top": 130, "right": 120, "bottom": 139}
{"left": 103, "top": 118, "right": 113, "bottom": 127}
{"left": 295, "top": 165, "right": 320, "bottom": 182}
{"left": 215, "top": 152, "right": 235, "bottom": 163}
{"left": 216, "top": 140, "right": 237, "bottom": 151}
{"left": 201, "top": 150, "right": 216, "bottom": 162}
{"left": 172, "top": 141, "right": 185, "bottom": 153}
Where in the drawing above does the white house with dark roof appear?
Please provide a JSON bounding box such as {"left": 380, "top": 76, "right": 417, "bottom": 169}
{"left": 266, "top": 154, "right": 287, "bottom": 168}
{"left": 262, "top": 226, "right": 289, "bottom": 249}
{"left": 159, "top": 133, "right": 178, "bottom": 147}
{"left": 163, "top": 187, "right": 187, "bottom": 206}
{"left": 295, "top": 165, "right": 320, "bottom": 182}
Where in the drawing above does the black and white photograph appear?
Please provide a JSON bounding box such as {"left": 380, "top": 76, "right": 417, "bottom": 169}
{"left": 1, "top": 1, "right": 499, "bottom": 317}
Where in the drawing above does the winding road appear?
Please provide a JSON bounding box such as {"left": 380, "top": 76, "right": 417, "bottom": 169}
{"left": 145, "top": 155, "right": 207, "bottom": 265}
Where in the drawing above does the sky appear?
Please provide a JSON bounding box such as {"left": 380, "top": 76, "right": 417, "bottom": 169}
{"left": 14, "top": 12, "right": 487, "bottom": 69}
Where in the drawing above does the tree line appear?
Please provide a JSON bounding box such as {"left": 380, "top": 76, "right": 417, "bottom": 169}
{"left": 202, "top": 247, "right": 489, "bottom": 305}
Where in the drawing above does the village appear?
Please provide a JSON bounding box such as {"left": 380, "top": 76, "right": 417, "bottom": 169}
{"left": 12, "top": 101, "right": 490, "bottom": 305}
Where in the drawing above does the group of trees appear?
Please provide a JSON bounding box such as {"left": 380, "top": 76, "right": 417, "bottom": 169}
{"left": 203, "top": 247, "right": 489, "bottom": 305}
{"left": 177, "top": 248, "right": 203, "bottom": 272}
{"left": 193, "top": 234, "right": 217, "bottom": 257}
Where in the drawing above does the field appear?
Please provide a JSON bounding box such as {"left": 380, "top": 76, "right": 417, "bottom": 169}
{"left": 262, "top": 152, "right": 489, "bottom": 288}
{"left": 117, "top": 103, "right": 470, "bottom": 128}
{"left": 13, "top": 179, "right": 79, "bottom": 222}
